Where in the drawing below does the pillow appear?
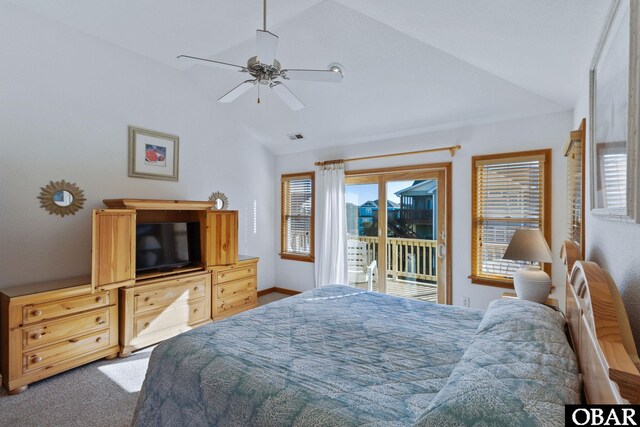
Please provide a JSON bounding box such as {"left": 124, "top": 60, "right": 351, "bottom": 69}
{"left": 414, "top": 298, "right": 581, "bottom": 427}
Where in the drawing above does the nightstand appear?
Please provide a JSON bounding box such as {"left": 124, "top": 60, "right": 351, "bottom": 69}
{"left": 501, "top": 292, "right": 559, "bottom": 309}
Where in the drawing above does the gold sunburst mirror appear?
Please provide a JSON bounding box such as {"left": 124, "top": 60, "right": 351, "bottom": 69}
{"left": 209, "top": 191, "right": 229, "bottom": 210}
{"left": 38, "top": 180, "right": 86, "bottom": 217}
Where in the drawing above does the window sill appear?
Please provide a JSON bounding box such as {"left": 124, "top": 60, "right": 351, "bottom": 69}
{"left": 280, "top": 253, "right": 315, "bottom": 263}
{"left": 468, "top": 275, "right": 514, "bottom": 289}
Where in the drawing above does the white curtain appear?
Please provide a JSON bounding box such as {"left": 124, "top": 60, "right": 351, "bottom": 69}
{"left": 314, "top": 162, "right": 348, "bottom": 287}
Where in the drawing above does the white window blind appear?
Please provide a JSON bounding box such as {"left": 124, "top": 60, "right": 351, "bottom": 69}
{"left": 596, "top": 142, "right": 627, "bottom": 210}
{"left": 281, "top": 174, "right": 313, "bottom": 258}
{"left": 565, "top": 136, "right": 583, "bottom": 246}
{"left": 472, "top": 153, "right": 548, "bottom": 283}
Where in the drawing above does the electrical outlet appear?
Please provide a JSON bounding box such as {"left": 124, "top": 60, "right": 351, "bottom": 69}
{"left": 462, "top": 296, "right": 471, "bottom": 308}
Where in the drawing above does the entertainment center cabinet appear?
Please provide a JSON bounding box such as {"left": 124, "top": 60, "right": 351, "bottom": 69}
{"left": 0, "top": 199, "right": 259, "bottom": 393}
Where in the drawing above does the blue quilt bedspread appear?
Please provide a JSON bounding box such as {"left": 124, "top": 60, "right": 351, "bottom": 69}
{"left": 416, "top": 298, "right": 581, "bottom": 427}
{"left": 133, "top": 286, "right": 580, "bottom": 426}
{"left": 133, "top": 286, "right": 484, "bottom": 426}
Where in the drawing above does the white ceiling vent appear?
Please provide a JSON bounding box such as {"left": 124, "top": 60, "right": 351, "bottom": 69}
{"left": 287, "top": 133, "right": 305, "bottom": 141}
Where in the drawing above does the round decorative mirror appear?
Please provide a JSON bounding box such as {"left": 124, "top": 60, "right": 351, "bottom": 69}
{"left": 38, "top": 180, "right": 86, "bottom": 217}
{"left": 53, "top": 190, "right": 74, "bottom": 207}
{"left": 208, "top": 191, "right": 229, "bottom": 210}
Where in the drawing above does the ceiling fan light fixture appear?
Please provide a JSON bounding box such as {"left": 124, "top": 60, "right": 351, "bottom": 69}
{"left": 177, "top": 0, "right": 343, "bottom": 110}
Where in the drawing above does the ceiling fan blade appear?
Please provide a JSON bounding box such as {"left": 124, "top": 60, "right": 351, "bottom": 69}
{"left": 281, "top": 68, "right": 343, "bottom": 83}
{"left": 270, "top": 81, "right": 304, "bottom": 111}
{"left": 218, "top": 80, "right": 257, "bottom": 103}
{"left": 177, "top": 55, "right": 247, "bottom": 72}
{"left": 256, "top": 30, "right": 279, "bottom": 66}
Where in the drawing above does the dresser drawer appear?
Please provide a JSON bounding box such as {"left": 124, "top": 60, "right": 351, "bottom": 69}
{"left": 22, "top": 291, "right": 110, "bottom": 325}
{"left": 23, "top": 328, "right": 111, "bottom": 373}
{"left": 134, "top": 298, "right": 207, "bottom": 338}
{"left": 23, "top": 308, "right": 110, "bottom": 350}
{"left": 215, "top": 291, "right": 256, "bottom": 316}
{"left": 216, "top": 265, "right": 255, "bottom": 284}
{"left": 216, "top": 277, "right": 256, "bottom": 299}
{"left": 134, "top": 277, "right": 208, "bottom": 315}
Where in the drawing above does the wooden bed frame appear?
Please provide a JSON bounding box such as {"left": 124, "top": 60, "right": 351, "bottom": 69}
{"left": 561, "top": 241, "right": 640, "bottom": 403}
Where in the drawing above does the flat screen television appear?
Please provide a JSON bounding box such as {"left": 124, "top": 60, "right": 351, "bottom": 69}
{"left": 135, "top": 222, "right": 201, "bottom": 273}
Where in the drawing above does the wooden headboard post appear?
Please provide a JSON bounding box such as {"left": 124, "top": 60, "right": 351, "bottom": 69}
{"left": 561, "top": 241, "right": 640, "bottom": 403}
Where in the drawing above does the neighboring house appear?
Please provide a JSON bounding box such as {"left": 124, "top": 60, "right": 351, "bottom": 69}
{"left": 355, "top": 184, "right": 436, "bottom": 239}
{"left": 394, "top": 180, "right": 437, "bottom": 239}
{"left": 357, "top": 200, "right": 399, "bottom": 236}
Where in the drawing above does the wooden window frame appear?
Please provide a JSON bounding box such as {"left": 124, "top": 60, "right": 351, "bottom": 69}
{"left": 565, "top": 119, "right": 586, "bottom": 259}
{"left": 470, "top": 149, "right": 552, "bottom": 289}
{"left": 280, "top": 172, "right": 315, "bottom": 263}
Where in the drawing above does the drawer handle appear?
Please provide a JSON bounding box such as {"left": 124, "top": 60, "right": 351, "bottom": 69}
{"left": 32, "top": 356, "right": 42, "bottom": 363}
{"left": 31, "top": 333, "right": 42, "bottom": 340}
{"left": 144, "top": 322, "right": 150, "bottom": 328}
{"left": 96, "top": 337, "right": 103, "bottom": 343}
{"left": 220, "top": 288, "right": 224, "bottom": 294}
{"left": 69, "top": 338, "right": 79, "bottom": 343}
{"left": 144, "top": 297, "right": 150, "bottom": 302}
{"left": 193, "top": 308, "right": 198, "bottom": 313}
{"left": 96, "top": 296, "right": 104, "bottom": 303}
{"left": 194, "top": 286, "right": 199, "bottom": 291}
{"left": 32, "top": 310, "right": 43, "bottom": 317}
{"left": 96, "top": 317, "right": 105, "bottom": 325}
{"left": 245, "top": 296, "right": 250, "bottom": 301}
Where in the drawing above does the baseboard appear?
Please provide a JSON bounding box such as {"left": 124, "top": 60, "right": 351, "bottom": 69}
{"left": 257, "top": 287, "right": 301, "bottom": 297}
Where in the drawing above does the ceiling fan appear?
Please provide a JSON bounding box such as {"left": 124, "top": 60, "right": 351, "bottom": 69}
{"left": 177, "top": 0, "right": 343, "bottom": 111}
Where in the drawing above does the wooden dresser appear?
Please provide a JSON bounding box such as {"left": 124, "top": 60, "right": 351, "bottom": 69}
{"left": 211, "top": 255, "right": 259, "bottom": 320}
{"left": 119, "top": 271, "right": 212, "bottom": 356}
{"left": 1, "top": 199, "right": 260, "bottom": 393}
{"left": 0, "top": 276, "right": 119, "bottom": 394}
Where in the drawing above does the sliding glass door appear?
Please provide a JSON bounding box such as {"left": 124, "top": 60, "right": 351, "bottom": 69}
{"left": 345, "top": 166, "right": 450, "bottom": 304}
{"left": 385, "top": 178, "right": 439, "bottom": 302}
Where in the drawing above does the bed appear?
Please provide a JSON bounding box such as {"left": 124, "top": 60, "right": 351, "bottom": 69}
{"left": 134, "top": 284, "right": 582, "bottom": 426}
{"left": 133, "top": 241, "right": 640, "bottom": 426}
{"left": 561, "top": 241, "right": 640, "bottom": 404}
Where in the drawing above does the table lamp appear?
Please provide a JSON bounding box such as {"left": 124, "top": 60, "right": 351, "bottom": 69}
{"left": 502, "top": 229, "right": 553, "bottom": 303}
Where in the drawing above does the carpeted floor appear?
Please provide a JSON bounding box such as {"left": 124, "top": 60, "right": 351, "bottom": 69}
{"left": 0, "top": 292, "right": 289, "bottom": 427}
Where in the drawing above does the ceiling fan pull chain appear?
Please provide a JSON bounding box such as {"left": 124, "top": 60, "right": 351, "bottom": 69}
{"left": 257, "top": 82, "right": 261, "bottom": 104}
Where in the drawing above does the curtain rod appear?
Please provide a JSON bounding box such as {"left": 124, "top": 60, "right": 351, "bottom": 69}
{"left": 314, "top": 144, "right": 461, "bottom": 166}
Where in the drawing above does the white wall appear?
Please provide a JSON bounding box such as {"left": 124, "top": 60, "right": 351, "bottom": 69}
{"left": 0, "top": 2, "right": 276, "bottom": 290}
{"left": 275, "top": 111, "right": 572, "bottom": 309}
{"left": 573, "top": 75, "right": 640, "bottom": 349}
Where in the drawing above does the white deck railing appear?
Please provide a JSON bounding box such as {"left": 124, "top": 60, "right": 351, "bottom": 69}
{"left": 352, "top": 236, "right": 437, "bottom": 282}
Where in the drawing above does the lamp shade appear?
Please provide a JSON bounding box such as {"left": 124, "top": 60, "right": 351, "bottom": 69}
{"left": 502, "top": 229, "right": 552, "bottom": 263}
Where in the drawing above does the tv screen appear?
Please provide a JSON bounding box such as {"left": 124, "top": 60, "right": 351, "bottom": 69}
{"left": 136, "top": 222, "right": 201, "bottom": 273}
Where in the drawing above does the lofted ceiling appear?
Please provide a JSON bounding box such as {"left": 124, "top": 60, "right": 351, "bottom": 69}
{"left": 7, "top": 0, "right": 612, "bottom": 154}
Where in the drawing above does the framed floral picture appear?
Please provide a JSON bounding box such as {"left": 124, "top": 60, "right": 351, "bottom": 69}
{"left": 128, "top": 126, "right": 179, "bottom": 181}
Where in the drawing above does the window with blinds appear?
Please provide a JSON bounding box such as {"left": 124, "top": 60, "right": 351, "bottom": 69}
{"left": 596, "top": 141, "right": 627, "bottom": 210}
{"left": 281, "top": 173, "right": 314, "bottom": 261}
{"left": 565, "top": 124, "right": 585, "bottom": 253}
{"left": 471, "top": 149, "right": 551, "bottom": 286}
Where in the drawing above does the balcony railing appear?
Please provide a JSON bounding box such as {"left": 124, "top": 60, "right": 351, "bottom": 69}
{"left": 373, "top": 209, "right": 433, "bottom": 222}
{"left": 352, "top": 235, "right": 437, "bottom": 282}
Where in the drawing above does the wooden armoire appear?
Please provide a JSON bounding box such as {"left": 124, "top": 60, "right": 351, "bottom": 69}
{"left": 0, "top": 199, "right": 258, "bottom": 393}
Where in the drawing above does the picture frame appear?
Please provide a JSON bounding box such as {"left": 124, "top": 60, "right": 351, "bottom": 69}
{"left": 128, "top": 126, "right": 179, "bottom": 181}
{"left": 589, "top": 0, "right": 640, "bottom": 222}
